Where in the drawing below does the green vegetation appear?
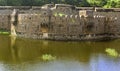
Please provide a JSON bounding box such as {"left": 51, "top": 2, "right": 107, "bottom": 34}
{"left": 0, "top": 0, "right": 119, "bottom": 8}
{"left": 0, "top": 31, "right": 10, "bottom": 35}
{"left": 105, "top": 48, "right": 119, "bottom": 57}
{"left": 103, "top": 0, "right": 120, "bottom": 8}
{"left": 41, "top": 54, "right": 56, "bottom": 61}
{"left": 87, "top": 0, "right": 120, "bottom": 8}
{"left": 54, "top": 12, "right": 66, "bottom": 17}
{"left": 58, "top": 13, "right": 65, "bottom": 17}
{"left": 72, "top": 19, "right": 75, "bottom": 23}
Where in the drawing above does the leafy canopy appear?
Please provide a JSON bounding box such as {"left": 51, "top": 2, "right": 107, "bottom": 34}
{"left": 0, "top": 0, "right": 119, "bottom": 8}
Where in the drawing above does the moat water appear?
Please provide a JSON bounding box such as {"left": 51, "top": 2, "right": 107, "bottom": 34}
{"left": 0, "top": 35, "right": 120, "bottom": 71}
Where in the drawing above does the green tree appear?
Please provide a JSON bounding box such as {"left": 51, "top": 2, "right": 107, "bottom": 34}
{"left": 21, "top": 0, "right": 33, "bottom": 6}
{"left": 115, "top": 1, "right": 120, "bottom": 7}
{"left": 103, "top": 0, "right": 120, "bottom": 8}
{"left": 87, "top": 0, "right": 107, "bottom": 7}
{"left": 0, "top": 0, "right": 7, "bottom": 5}
{"left": 78, "top": 0, "right": 90, "bottom": 7}
{"left": 0, "top": 0, "right": 119, "bottom": 8}
{"left": 7, "top": 0, "right": 22, "bottom": 6}
{"left": 32, "top": 0, "right": 44, "bottom": 6}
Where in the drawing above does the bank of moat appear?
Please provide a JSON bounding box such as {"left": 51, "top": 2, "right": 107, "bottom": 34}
{"left": 0, "top": 4, "right": 120, "bottom": 40}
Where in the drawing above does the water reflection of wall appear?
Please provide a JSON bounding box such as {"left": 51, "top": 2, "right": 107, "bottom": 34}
{"left": 14, "top": 38, "right": 92, "bottom": 62}
{"left": 1, "top": 35, "right": 120, "bottom": 64}
{"left": 0, "top": 35, "right": 91, "bottom": 63}
{"left": 0, "top": 35, "right": 12, "bottom": 63}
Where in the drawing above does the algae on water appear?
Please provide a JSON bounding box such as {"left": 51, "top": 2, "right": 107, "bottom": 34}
{"left": 41, "top": 54, "right": 56, "bottom": 61}
{"left": 105, "top": 48, "right": 119, "bottom": 57}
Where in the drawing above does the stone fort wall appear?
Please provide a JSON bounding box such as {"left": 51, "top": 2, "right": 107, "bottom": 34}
{"left": 0, "top": 4, "right": 120, "bottom": 40}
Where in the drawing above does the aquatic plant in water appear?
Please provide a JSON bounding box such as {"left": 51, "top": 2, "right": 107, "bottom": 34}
{"left": 105, "top": 48, "right": 119, "bottom": 57}
{"left": 41, "top": 54, "right": 56, "bottom": 61}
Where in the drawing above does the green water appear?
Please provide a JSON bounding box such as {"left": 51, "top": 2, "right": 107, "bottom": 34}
{"left": 0, "top": 35, "right": 120, "bottom": 71}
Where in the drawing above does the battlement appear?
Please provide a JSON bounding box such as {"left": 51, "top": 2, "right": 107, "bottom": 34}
{"left": 79, "top": 10, "right": 93, "bottom": 17}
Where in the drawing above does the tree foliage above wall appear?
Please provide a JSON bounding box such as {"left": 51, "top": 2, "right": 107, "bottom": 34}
{"left": 0, "top": 0, "right": 119, "bottom": 8}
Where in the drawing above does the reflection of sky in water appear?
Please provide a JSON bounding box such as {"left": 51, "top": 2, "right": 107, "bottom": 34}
{"left": 23, "top": 60, "right": 91, "bottom": 71}
{"left": 0, "top": 54, "right": 120, "bottom": 71}
{"left": 0, "top": 60, "right": 90, "bottom": 71}
{"left": 90, "top": 54, "right": 120, "bottom": 71}
{"left": 0, "top": 60, "right": 91, "bottom": 71}
{"left": 0, "top": 63, "right": 5, "bottom": 71}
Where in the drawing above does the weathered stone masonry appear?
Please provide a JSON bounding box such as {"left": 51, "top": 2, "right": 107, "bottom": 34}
{"left": 0, "top": 4, "right": 120, "bottom": 40}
